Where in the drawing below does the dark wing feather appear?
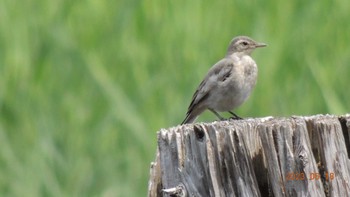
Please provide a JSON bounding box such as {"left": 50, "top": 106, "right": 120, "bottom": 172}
{"left": 185, "top": 59, "right": 234, "bottom": 115}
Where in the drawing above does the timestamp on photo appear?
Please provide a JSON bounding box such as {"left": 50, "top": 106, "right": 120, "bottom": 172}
{"left": 285, "top": 172, "right": 335, "bottom": 181}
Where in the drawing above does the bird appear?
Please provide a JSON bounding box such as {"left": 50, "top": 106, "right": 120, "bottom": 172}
{"left": 181, "top": 36, "right": 266, "bottom": 124}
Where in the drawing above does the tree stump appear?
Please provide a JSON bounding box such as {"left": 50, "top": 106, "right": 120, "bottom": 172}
{"left": 148, "top": 114, "right": 350, "bottom": 197}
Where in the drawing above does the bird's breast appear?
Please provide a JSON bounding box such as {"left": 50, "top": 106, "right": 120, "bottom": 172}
{"left": 216, "top": 56, "right": 258, "bottom": 111}
{"left": 233, "top": 56, "right": 258, "bottom": 87}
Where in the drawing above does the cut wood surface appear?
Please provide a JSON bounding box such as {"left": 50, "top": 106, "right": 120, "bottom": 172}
{"left": 148, "top": 114, "right": 350, "bottom": 197}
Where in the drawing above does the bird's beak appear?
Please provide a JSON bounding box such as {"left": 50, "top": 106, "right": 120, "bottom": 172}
{"left": 255, "top": 42, "right": 267, "bottom": 48}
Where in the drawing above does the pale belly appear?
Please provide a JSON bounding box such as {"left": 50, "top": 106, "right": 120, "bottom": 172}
{"left": 207, "top": 59, "right": 258, "bottom": 112}
{"left": 212, "top": 82, "right": 255, "bottom": 111}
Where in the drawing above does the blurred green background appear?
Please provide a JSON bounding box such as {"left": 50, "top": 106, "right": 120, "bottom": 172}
{"left": 0, "top": 0, "right": 349, "bottom": 196}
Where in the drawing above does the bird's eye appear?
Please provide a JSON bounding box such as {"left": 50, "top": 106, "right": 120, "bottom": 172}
{"left": 242, "top": 41, "right": 248, "bottom": 46}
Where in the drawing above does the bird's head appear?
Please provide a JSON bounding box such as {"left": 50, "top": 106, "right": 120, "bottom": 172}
{"left": 226, "top": 36, "right": 267, "bottom": 56}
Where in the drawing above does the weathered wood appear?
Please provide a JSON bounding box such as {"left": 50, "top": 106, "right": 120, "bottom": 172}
{"left": 148, "top": 114, "right": 350, "bottom": 197}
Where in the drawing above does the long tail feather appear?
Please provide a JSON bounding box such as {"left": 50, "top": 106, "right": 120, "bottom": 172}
{"left": 181, "top": 113, "right": 197, "bottom": 125}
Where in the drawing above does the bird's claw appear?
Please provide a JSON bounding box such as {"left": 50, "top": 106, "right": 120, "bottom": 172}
{"left": 229, "top": 116, "right": 243, "bottom": 120}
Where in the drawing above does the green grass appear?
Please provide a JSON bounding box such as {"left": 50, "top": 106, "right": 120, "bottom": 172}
{"left": 0, "top": 0, "right": 349, "bottom": 196}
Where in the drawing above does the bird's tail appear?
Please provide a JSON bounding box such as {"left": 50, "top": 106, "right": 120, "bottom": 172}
{"left": 181, "top": 113, "right": 198, "bottom": 125}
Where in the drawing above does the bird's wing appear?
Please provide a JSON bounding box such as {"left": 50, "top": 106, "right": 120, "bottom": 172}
{"left": 186, "top": 59, "right": 234, "bottom": 114}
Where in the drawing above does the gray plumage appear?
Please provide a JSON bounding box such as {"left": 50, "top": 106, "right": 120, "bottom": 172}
{"left": 182, "top": 36, "right": 266, "bottom": 124}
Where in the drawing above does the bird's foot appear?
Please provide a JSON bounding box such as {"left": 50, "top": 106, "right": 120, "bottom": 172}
{"left": 228, "top": 111, "right": 243, "bottom": 120}
{"left": 229, "top": 116, "right": 243, "bottom": 120}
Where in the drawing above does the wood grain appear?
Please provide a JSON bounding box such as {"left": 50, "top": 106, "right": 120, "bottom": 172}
{"left": 148, "top": 114, "right": 350, "bottom": 197}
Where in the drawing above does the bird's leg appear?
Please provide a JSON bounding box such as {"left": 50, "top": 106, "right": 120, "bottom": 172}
{"left": 228, "top": 111, "right": 243, "bottom": 120}
{"left": 209, "top": 109, "right": 226, "bottom": 121}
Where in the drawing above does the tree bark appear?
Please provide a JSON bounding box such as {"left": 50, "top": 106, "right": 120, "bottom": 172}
{"left": 148, "top": 114, "right": 350, "bottom": 197}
